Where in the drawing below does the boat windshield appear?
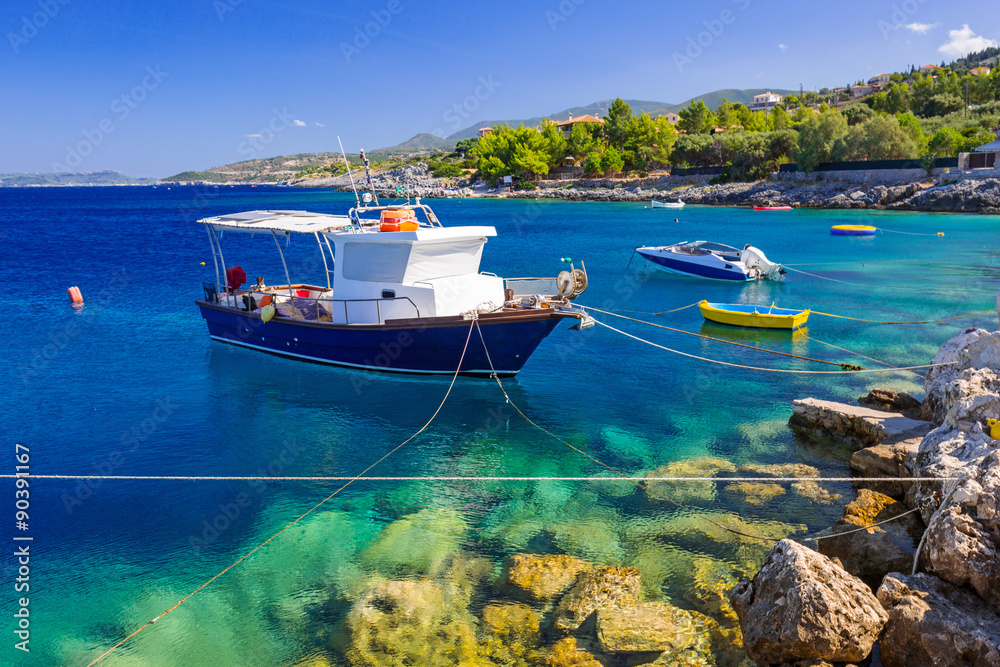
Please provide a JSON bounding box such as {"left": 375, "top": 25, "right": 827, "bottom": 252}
{"left": 691, "top": 241, "right": 740, "bottom": 254}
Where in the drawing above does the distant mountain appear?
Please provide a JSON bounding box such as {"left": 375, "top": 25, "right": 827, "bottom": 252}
{"left": 441, "top": 90, "right": 799, "bottom": 141}
{"left": 0, "top": 170, "right": 157, "bottom": 186}
{"left": 393, "top": 133, "right": 454, "bottom": 150}
{"left": 162, "top": 152, "right": 346, "bottom": 183}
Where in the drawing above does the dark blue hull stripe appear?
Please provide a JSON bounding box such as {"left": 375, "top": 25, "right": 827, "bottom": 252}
{"left": 198, "top": 304, "right": 563, "bottom": 375}
{"left": 639, "top": 252, "right": 751, "bottom": 281}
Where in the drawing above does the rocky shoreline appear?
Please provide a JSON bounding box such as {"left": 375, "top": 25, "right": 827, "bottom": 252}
{"left": 294, "top": 164, "right": 1000, "bottom": 214}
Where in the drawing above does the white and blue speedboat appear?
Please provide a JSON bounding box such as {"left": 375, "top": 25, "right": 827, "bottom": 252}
{"left": 195, "top": 200, "right": 592, "bottom": 376}
{"left": 636, "top": 241, "right": 784, "bottom": 281}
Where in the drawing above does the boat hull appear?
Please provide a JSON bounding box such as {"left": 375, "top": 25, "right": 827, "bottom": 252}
{"left": 831, "top": 225, "right": 877, "bottom": 236}
{"left": 196, "top": 301, "right": 567, "bottom": 376}
{"left": 651, "top": 200, "right": 684, "bottom": 209}
{"left": 637, "top": 249, "right": 752, "bottom": 281}
{"left": 699, "top": 301, "right": 809, "bottom": 330}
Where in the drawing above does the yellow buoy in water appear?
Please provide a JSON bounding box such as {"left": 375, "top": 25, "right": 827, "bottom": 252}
{"left": 936, "top": 232, "right": 944, "bottom": 236}
{"left": 200, "top": 261, "right": 206, "bottom": 265}
{"left": 260, "top": 304, "right": 275, "bottom": 323}
{"left": 989, "top": 418, "right": 1000, "bottom": 440}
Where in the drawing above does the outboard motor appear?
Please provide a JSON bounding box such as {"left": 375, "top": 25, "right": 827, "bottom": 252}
{"left": 741, "top": 245, "right": 784, "bottom": 280}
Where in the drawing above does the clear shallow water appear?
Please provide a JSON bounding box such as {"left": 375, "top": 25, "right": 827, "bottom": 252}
{"left": 2, "top": 186, "right": 999, "bottom": 665}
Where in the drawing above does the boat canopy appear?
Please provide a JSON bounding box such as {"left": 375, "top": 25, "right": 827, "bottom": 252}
{"left": 198, "top": 210, "right": 354, "bottom": 234}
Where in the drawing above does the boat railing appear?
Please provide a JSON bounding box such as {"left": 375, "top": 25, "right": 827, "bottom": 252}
{"left": 208, "top": 285, "right": 422, "bottom": 325}
{"left": 504, "top": 277, "right": 559, "bottom": 296}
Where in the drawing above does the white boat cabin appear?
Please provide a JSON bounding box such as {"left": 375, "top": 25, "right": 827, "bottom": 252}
{"left": 200, "top": 207, "right": 505, "bottom": 325}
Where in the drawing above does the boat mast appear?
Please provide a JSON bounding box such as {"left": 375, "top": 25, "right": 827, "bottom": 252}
{"left": 359, "top": 148, "right": 379, "bottom": 207}
{"left": 338, "top": 135, "right": 361, "bottom": 209}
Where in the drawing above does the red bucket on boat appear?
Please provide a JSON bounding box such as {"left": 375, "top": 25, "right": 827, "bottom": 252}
{"left": 296, "top": 289, "right": 310, "bottom": 297}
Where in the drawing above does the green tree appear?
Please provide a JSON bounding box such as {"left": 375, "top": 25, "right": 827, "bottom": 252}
{"left": 927, "top": 127, "right": 965, "bottom": 156}
{"left": 830, "top": 115, "right": 918, "bottom": 161}
{"left": 539, "top": 120, "right": 568, "bottom": 168}
{"left": 603, "top": 98, "right": 633, "bottom": 150}
{"left": 921, "top": 94, "right": 964, "bottom": 117}
{"left": 770, "top": 105, "right": 793, "bottom": 131}
{"left": 795, "top": 109, "right": 849, "bottom": 171}
{"left": 678, "top": 100, "right": 716, "bottom": 134}
{"left": 567, "top": 121, "right": 600, "bottom": 158}
{"left": 670, "top": 133, "right": 714, "bottom": 167}
{"left": 602, "top": 146, "right": 624, "bottom": 175}
{"left": 843, "top": 104, "right": 875, "bottom": 126}
{"left": 895, "top": 112, "right": 926, "bottom": 150}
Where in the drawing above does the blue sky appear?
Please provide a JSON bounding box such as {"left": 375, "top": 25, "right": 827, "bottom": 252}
{"left": 2, "top": 0, "right": 998, "bottom": 177}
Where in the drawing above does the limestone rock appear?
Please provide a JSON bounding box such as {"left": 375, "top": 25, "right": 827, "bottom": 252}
{"left": 479, "top": 602, "right": 542, "bottom": 666}
{"left": 357, "top": 507, "right": 467, "bottom": 575}
{"left": 939, "top": 367, "right": 1000, "bottom": 431}
{"left": 858, "top": 388, "right": 922, "bottom": 420}
{"left": 922, "top": 327, "right": 1000, "bottom": 423}
{"left": 729, "top": 539, "right": 886, "bottom": 664}
{"left": 816, "top": 489, "right": 923, "bottom": 586}
{"left": 849, "top": 439, "right": 919, "bottom": 498}
{"left": 907, "top": 424, "right": 998, "bottom": 519}
{"left": 877, "top": 572, "right": 1000, "bottom": 667}
{"left": 552, "top": 566, "right": 641, "bottom": 633}
{"left": 922, "top": 450, "right": 1000, "bottom": 612}
{"left": 595, "top": 602, "right": 711, "bottom": 654}
{"left": 722, "top": 481, "right": 786, "bottom": 505}
{"left": 500, "top": 554, "right": 591, "bottom": 602}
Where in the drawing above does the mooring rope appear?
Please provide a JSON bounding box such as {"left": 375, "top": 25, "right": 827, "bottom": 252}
{"left": 802, "top": 332, "right": 926, "bottom": 380}
{"left": 1, "top": 474, "right": 958, "bottom": 482}
{"left": 810, "top": 308, "right": 996, "bottom": 325}
{"left": 85, "top": 319, "right": 477, "bottom": 667}
{"left": 591, "top": 318, "right": 951, "bottom": 375}
{"left": 583, "top": 305, "right": 863, "bottom": 370}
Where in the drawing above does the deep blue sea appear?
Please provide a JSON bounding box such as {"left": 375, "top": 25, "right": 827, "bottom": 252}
{"left": 2, "top": 186, "right": 998, "bottom": 666}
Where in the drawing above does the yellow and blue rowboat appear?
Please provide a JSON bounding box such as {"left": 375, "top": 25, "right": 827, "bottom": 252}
{"left": 698, "top": 301, "right": 810, "bottom": 330}
{"left": 831, "top": 224, "right": 877, "bottom": 236}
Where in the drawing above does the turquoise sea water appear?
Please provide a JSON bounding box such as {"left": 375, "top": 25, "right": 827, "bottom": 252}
{"left": 3, "top": 186, "right": 999, "bottom": 665}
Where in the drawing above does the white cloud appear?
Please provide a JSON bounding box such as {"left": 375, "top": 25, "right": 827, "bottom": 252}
{"left": 314, "top": 122, "right": 324, "bottom": 127}
{"left": 292, "top": 119, "right": 307, "bottom": 127}
{"left": 904, "top": 22, "right": 939, "bottom": 34}
{"left": 938, "top": 24, "right": 998, "bottom": 58}
{"left": 778, "top": 43, "right": 789, "bottom": 51}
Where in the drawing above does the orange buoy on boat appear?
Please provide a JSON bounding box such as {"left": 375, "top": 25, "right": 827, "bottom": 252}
{"left": 67, "top": 286, "right": 83, "bottom": 303}
{"left": 379, "top": 208, "right": 418, "bottom": 232}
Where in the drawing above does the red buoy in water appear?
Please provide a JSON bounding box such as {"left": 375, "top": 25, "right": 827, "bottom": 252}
{"left": 68, "top": 286, "right": 83, "bottom": 303}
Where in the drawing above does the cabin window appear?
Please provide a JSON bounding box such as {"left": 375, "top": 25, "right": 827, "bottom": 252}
{"left": 341, "top": 242, "right": 411, "bottom": 282}
{"left": 381, "top": 289, "right": 395, "bottom": 298}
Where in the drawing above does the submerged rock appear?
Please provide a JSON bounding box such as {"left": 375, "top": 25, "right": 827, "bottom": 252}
{"left": 500, "top": 553, "right": 592, "bottom": 602}
{"left": 877, "top": 572, "right": 1000, "bottom": 667}
{"left": 596, "top": 602, "right": 714, "bottom": 657}
{"left": 921, "top": 450, "right": 1000, "bottom": 612}
{"left": 643, "top": 456, "right": 737, "bottom": 504}
{"left": 346, "top": 579, "right": 482, "bottom": 666}
{"left": 816, "top": 489, "right": 922, "bottom": 586}
{"left": 730, "top": 539, "right": 886, "bottom": 664}
{"left": 722, "top": 481, "right": 786, "bottom": 505}
{"left": 358, "top": 507, "right": 468, "bottom": 576}
{"left": 552, "top": 566, "right": 641, "bottom": 633}
{"left": 478, "top": 602, "right": 543, "bottom": 666}
{"left": 543, "top": 637, "right": 611, "bottom": 666}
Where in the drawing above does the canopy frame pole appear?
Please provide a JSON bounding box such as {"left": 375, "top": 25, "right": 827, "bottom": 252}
{"left": 272, "top": 230, "right": 295, "bottom": 301}
{"left": 205, "top": 225, "right": 222, "bottom": 297}
{"left": 314, "top": 232, "right": 332, "bottom": 290}
{"left": 210, "top": 225, "right": 230, "bottom": 293}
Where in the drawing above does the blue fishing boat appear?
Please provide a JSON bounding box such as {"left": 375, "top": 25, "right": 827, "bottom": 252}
{"left": 636, "top": 241, "right": 785, "bottom": 281}
{"left": 195, "top": 201, "right": 592, "bottom": 376}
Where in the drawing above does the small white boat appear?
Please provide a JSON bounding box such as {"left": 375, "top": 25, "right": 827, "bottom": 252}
{"left": 651, "top": 199, "right": 684, "bottom": 209}
{"left": 636, "top": 241, "right": 784, "bottom": 281}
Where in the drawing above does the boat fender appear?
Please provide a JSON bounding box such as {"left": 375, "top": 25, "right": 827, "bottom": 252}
{"left": 260, "top": 304, "right": 275, "bottom": 323}
{"left": 989, "top": 418, "right": 1000, "bottom": 440}
{"left": 67, "top": 286, "right": 84, "bottom": 303}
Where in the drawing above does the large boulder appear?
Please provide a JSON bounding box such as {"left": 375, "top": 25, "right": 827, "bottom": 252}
{"left": 499, "top": 554, "right": 591, "bottom": 602}
{"left": 729, "top": 539, "right": 886, "bottom": 664}
{"left": 907, "top": 424, "right": 998, "bottom": 519}
{"left": 552, "top": 566, "right": 641, "bottom": 633}
{"left": 922, "top": 327, "right": 1000, "bottom": 423}
{"left": 921, "top": 450, "right": 1000, "bottom": 613}
{"left": 877, "top": 572, "right": 1000, "bottom": 667}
